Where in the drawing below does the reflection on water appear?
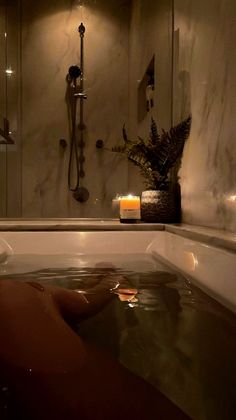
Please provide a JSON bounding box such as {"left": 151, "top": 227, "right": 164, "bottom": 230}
{"left": 1, "top": 254, "right": 236, "bottom": 420}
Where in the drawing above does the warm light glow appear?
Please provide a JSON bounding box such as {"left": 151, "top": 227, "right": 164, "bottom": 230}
{"left": 120, "top": 195, "right": 140, "bottom": 210}
{"left": 119, "top": 195, "right": 141, "bottom": 220}
{"left": 5, "top": 68, "right": 13, "bottom": 76}
{"left": 76, "top": 0, "right": 84, "bottom": 20}
{"left": 224, "top": 194, "right": 236, "bottom": 209}
{"left": 227, "top": 195, "right": 236, "bottom": 203}
{"left": 183, "top": 252, "right": 199, "bottom": 271}
{"left": 115, "top": 288, "right": 138, "bottom": 303}
{"left": 77, "top": 0, "right": 84, "bottom": 13}
{"left": 192, "top": 253, "right": 199, "bottom": 268}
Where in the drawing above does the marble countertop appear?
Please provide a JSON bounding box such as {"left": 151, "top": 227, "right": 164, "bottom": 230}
{"left": 0, "top": 218, "right": 235, "bottom": 253}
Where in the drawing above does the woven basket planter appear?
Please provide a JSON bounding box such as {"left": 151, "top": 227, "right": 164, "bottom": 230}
{"left": 141, "top": 190, "right": 177, "bottom": 223}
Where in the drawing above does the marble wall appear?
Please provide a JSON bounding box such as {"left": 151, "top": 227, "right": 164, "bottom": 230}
{"left": 174, "top": 0, "right": 236, "bottom": 232}
{"left": 21, "top": 0, "right": 131, "bottom": 217}
{"left": 128, "top": 0, "right": 173, "bottom": 194}
{"left": 19, "top": 0, "right": 173, "bottom": 216}
{"left": 2, "top": 0, "right": 235, "bottom": 231}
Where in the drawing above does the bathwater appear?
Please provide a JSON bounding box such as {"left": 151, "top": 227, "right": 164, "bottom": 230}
{"left": 1, "top": 253, "right": 236, "bottom": 420}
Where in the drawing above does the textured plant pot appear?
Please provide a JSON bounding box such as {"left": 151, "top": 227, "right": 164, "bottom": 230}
{"left": 141, "top": 190, "right": 177, "bottom": 223}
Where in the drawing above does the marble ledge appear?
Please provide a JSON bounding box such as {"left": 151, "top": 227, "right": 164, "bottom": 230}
{"left": 166, "top": 224, "right": 236, "bottom": 254}
{"left": 0, "top": 218, "right": 165, "bottom": 232}
{"left": 0, "top": 219, "right": 235, "bottom": 253}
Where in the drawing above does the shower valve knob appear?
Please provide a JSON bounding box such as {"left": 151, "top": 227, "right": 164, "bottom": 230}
{"left": 96, "top": 139, "right": 104, "bottom": 149}
{"left": 59, "top": 139, "right": 67, "bottom": 148}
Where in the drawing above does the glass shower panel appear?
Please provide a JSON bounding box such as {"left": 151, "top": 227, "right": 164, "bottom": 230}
{"left": 0, "top": 0, "right": 7, "bottom": 216}
{"left": 5, "top": 0, "right": 21, "bottom": 217}
{"left": 0, "top": 0, "right": 21, "bottom": 217}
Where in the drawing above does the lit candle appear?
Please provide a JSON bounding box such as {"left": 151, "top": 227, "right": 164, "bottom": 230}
{"left": 120, "top": 194, "right": 141, "bottom": 223}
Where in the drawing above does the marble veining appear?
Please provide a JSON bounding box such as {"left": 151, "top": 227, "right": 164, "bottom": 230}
{"left": 21, "top": 0, "right": 131, "bottom": 218}
{"left": 1, "top": 0, "right": 235, "bottom": 234}
{"left": 20, "top": 0, "right": 173, "bottom": 218}
{"left": 174, "top": 0, "right": 236, "bottom": 232}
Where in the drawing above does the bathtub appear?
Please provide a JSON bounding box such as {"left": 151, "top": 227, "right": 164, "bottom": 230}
{"left": 0, "top": 228, "right": 235, "bottom": 313}
{"left": 0, "top": 226, "right": 236, "bottom": 419}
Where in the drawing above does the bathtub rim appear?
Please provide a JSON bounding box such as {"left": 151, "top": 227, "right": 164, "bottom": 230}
{"left": 0, "top": 228, "right": 235, "bottom": 314}
{"left": 0, "top": 219, "right": 235, "bottom": 254}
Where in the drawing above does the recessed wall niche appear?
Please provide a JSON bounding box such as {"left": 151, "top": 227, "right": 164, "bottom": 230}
{"left": 137, "top": 55, "right": 155, "bottom": 123}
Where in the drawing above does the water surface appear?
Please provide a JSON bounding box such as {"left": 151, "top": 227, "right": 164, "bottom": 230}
{"left": 1, "top": 253, "right": 236, "bottom": 420}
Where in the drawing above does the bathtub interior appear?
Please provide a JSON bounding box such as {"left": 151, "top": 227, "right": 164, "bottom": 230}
{"left": 0, "top": 231, "right": 165, "bottom": 278}
{"left": 0, "top": 230, "right": 236, "bottom": 419}
{"left": 0, "top": 230, "right": 235, "bottom": 313}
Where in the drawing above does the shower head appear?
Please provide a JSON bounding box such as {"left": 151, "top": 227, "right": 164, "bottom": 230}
{"left": 68, "top": 65, "right": 81, "bottom": 80}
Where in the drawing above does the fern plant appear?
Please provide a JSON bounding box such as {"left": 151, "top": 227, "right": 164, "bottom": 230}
{"left": 112, "top": 116, "right": 191, "bottom": 190}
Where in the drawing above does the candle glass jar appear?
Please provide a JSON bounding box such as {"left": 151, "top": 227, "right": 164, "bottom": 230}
{"left": 120, "top": 195, "right": 141, "bottom": 223}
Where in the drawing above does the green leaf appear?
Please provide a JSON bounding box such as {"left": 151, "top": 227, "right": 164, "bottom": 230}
{"left": 110, "top": 115, "right": 191, "bottom": 190}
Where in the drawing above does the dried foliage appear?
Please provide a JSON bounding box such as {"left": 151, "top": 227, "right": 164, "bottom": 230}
{"left": 112, "top": 116, "right": 191, "bottom": 190}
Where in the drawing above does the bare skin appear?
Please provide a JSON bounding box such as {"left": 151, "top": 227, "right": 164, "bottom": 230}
{"left": 0, "top": 279, "right": 190, "bottom": 420}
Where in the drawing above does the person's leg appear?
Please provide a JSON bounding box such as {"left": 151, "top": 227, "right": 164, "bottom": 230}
{"left": 0, "top": 279, "right": 189, "bottom": 419}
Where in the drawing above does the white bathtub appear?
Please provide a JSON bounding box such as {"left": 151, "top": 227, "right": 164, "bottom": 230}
{"left": 0, "top": 229, "right": 235, "bottom": 314}
{"left": 0, "top": 227, "right": 236, "bottom": 420}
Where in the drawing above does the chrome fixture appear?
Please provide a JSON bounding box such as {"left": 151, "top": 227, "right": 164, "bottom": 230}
{"left": 67, "top": 65, "right": 81, "bottom": 87}
{"left": 74, "top": 92, "right": 87, "bottom": 99}
{"left": 66, "top": 22, "right": 89, "bottom": 203}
